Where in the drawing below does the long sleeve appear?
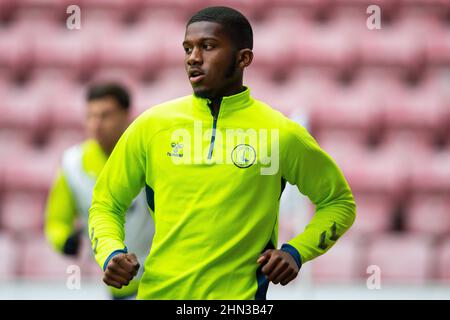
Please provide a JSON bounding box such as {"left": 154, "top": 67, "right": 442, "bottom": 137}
{"left": 281, "top": 121, "right": 356, "bottom": 264}
{"left": 88, "top": 117, "right": 147, "bottom": 270}
{"left": 44, "top": 170, "right": 77, "bottom": 252}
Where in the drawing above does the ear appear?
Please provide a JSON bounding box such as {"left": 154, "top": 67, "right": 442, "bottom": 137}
{"left": 237, "top": 49, "right": 253, "bottom": 69}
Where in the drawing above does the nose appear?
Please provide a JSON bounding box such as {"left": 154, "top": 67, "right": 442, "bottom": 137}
{"left": 87, "top": 117, "right": 101, "bottom": 136}
{"left": 187, "top": 46, "right": 203, "bottom": 66}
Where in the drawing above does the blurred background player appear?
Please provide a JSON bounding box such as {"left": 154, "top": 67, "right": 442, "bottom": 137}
{"left": 44, "top": 82, "right": 155, "bottom": 299}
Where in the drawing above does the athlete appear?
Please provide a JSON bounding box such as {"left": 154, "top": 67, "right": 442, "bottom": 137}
{"left": 45, "top": 83, "right": 155, "bottom": 299}
{"left": 89, "top": 7, "right": 356, "bottom": 300}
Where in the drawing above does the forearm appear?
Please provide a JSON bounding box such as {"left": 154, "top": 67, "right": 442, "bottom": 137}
{"left": 44, "top": 171, "right": 77, "bottom": 253}
{"left": 45, "top": 220, "right": 74, "bottom": 253}
{"left": 89, "top": 201, "right": 127, "bottom": 270}
{"left": 286, "top": 193, "right": 356, "bottom": 264}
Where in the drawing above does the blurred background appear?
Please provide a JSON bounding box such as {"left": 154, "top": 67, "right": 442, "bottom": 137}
{"left": 0, "top": 0, "right": 449, "bottom": 299}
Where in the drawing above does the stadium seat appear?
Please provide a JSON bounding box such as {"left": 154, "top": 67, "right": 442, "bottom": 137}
{"left": 0, "top": 84, "right": 50, "bottom": 140}
{"left": 0, "top": 191, "right": 46, "bottom": 234}
{"left": 347, "top": 192, "right": 395, "bottom": 235}
{"left": 251, "top": 20, "right": 298, "bottom": 73}
{"left": 0, "top": 0, "right": 17, "bottom": 21}
{"left": 316, "top": 130, "right": 367, "bottom": 165}
{"left": 133, "top": 67, "right": 191, "bottom": 116}
{"left": 312, "top": 234, "right": 364, "bottom": 282}
{"left": 383, "top": 85, "right": 445, "bottom": 137}
{"left": 358, "top": 27, "right": 425, "bottom": 72}
{"left": 294, "top": 27, "right": 358, "bottom": 73}
{"left": 277, "top": 68, "right": 337, "bottom": 117}
{"left": 97, "top": 27, "right": 161, "bottom": 79}
{"left": 338, "top": 149, "right": 407, "bottom": 200}
{"left": 0, "top": 233, "right": 18, "bottom": 280}
{"left": 44, "top": 128, "right": 85, "bottom": 161}
{"left": 436, "top": 236, "right": 450, "bottom": 283}
{"left": 0, "top": 130, "right": 32, "bottom": 192}
{"left": 47, "top": 83, "right": 85, "bottom": 131}
{"left": 365, "top": 234, "right": 435, "bottom": 284}
{"left": 133, "top": 9, "right": 188, "bottom": 69}
{"left": 3, "top": 149, "right": 59, "bottom": 193}
{"left": 425, "top": 27, "right": 450, "bottom": 66}
{"left": 405, "top": 195, "right": 450, "bottom": 236}
{"left": 0, "top": 28, "right": 32, "bottom": 80}
{"left": 311, "top": 87, "right": 382, "bottom": 138}
{"left": 19, "top": 235, "right": 81, "bottom": 279}
{"left": 32, "top": 27, "right": 98, "bottom": 80}
{"left": 410, "top": 150, "right": 450, "bottom": 194}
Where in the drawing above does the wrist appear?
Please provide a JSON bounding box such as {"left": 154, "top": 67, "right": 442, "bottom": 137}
{"left": 280, "top": 243, "right": 302, "bottom": 270}
{"left": 103, "top": 247, "right": 128, "bottom": 271}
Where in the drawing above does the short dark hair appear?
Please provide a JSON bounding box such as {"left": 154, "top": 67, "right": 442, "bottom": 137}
{"left": 187, "top": 6, "right": 253, "bottom": 50}
{"left": 86, "top": 83, "right": 131, "bottom": 110}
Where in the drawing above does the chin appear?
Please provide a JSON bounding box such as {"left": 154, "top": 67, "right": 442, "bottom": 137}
{"left": 193, "top": 87, "right": 213, "bottom": 99}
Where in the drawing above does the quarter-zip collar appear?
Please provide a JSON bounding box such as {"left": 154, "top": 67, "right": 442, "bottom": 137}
{"left": 192, "top": 86, "right": 253, "bottom": 116}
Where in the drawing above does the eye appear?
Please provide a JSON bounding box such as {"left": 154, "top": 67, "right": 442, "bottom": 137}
{"left": 203, "top": 44, "right": 214, "bottom": 50}
{"left": 183, "top": 46, "right": 192, "bottom": 54}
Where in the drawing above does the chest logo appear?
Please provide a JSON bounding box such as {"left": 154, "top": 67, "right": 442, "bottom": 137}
{"left": 231, "top": 144, "right": 256, "bottom": 168}
{"left": 167, "top": 142, "right": 183, "bottom": 158}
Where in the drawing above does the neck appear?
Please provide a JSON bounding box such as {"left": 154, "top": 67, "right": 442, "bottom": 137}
{"left": 208, "top": 83, "right": 245, "bottom": 116}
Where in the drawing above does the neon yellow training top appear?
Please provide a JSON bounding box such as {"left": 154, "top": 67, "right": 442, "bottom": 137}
{"left": 89, "top": 87, "right": 356, "bottom": 300}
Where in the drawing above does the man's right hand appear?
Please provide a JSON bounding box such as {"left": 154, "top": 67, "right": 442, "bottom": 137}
{"left": 103, "top": 253, "right": 140, "bottom": 289}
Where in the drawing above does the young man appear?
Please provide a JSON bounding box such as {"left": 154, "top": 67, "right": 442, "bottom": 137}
{"left": 89, "top": 7, "right": 356, "bottom": 300}
{"left": 45, "top": 83, "right": 155, "bottom": 299}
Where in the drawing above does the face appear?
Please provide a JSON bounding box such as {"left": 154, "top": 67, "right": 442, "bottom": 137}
{"left": 183, "top": 21, "right": 252, "bottom": 99}
{"left": 86, "top": 97, "right": 129, "bottom": 154}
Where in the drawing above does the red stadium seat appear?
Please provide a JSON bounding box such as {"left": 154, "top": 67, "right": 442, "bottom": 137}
{"left": 32, "top": 27, "right": 98, "bottom": 80}
{"left": 276, "top": 68, "right": 336, "bottom": 118}
{"left": 0, "top": 130, "right": 32, "bottom": 192}
{"left": 425, "top": 26, "right": 450, "bottom": 65}
{"left": 436, "top": 236, "right": 450, "bottom": 283}
{"left": 0, "top": 27, "right": 32, "bottom": 79}
{"left": 316, "top": 130, "right": 367, "bottom": 166}
{"left": 379, "top": 130, "right": 437, "bottom": 161}
{"left": 0, "top": 84, "right": 50, "bottom": 140}
{"left": 347, "top": 192, "right": 395, "bottom": 235}
{"left": 133, "top": 9, "right": 187, "bottom": 69}
{"left": 358, "top": 27, "right": 425, "bottom": 72}
{"left": 312, "top": 234, "right": 363, "bottom": 282}
{"left": 97, "top": 27, "right": 161, "bottom": 79}
{"left": 365, "top": 234, "right": 435, "bottom": 284}
{"left": 133, "top": 67, "right": 191, "bottom": 116}
{"left": 405, "top": 195, "right": 450, "bottom": 236}
{"left": 294, "top": 27, "right": 357, "bottom": 72}
{"left": 338, "top": 148, "right": 408, "bottom": 201}
{"left": 410, "top": 150, "right": 450, "bottom": 194}
{"left": 0, "top": 233, "right": 19, "bottom": 280}
{"left": 251, "top": 18, "right": 300, "bottom": 73}
{"left": 311, "top": 87, "right": 382, "bottom": 139}
{"left": 0, "top": 191, "right": 46, "bottom": 234}
{"left": 3, "top": 148, "right": 59, "bottom": 193}
{"left": 19, "top": 235, "right": 80, "bottom": 279}
{"left": 47, "top": 83, "right": 85, "bottom": 131}
{"left": 383, "top": 86, "right": 445, "bottom": 140}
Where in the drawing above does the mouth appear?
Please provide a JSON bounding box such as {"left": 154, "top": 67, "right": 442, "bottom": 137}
{"left": 188, "top": 69, "right": 205, "bottom": 85}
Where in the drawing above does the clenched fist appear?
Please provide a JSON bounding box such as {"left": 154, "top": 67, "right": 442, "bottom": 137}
{"left": 257, "top": 249, "right": 299, "bottom": 286}
{"left": 103, "top": 253, "right": 140, "bottom": 289}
